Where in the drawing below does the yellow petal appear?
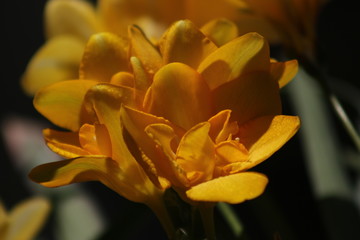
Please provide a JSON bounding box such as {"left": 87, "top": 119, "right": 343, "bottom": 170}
{"left": 29, "top": 157, "right": 156, "bottom": 203}
{"left": 21, "top": 36, "right": 84, "bottom": 96}
{"left": 45, "top": 0, "right": 100, "bottom": 40}
{"left": 176, "top": 122, "right": 215, "bottom": 185}
{"left": 186, "top": 172, "right": 268, "bottom": 204}
{"left": 201, "top": 18, "right": 239, "bottom": 47}
{"left": 216, "top": 140, "right": 249, "bottom": 164}
{"left": 110, "top": 72, "right": 135, "bottom": 87}
{"left": 208, "top": 110, "right": 239, "bottom": 143}
{"left": 159, "top": 20, "right": 217, "bottom": 68}
{"left": 6, "top": 197, "right": 50, "bottom": 240}
{"left": 270, "top": 59, "right": 298, "bottom": 88}
{"left": 128, "top": 25, "right": 162, "bottom": 76}
{"left": 34, "top": 80, "right": 98, "bottom": 131}
{"left": 43, "top": 128, "right": 90, "bottom": 158}
{"left": 130, "top": 56, "right": 151, "bottom": 92}
{"left": 238, "top": 115, "right": 300, "bottom": 169}
{"left": 144, "top": 63, "right": 212, "bottom": 130}
{"left": 80, "top": 33, "right": 129, "bottom": 82}
{"left": 212, "top": 71, "right": 281, "bottom": 125}
{"left": 198, "top": 32, "right": 270, "bottom": 90}
{"left": 79, "top": 123, "right": 111, "bottom": 156}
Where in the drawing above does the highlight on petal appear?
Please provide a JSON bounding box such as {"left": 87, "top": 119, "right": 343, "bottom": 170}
{"left": 201, "top": 18, "right": 239, "bottom": 47}
{"left": 6, "top": 197, "right": 50, "bottom": 240}
{"left": 144, "top": 62, "right": 212, "bottom": 130}
{"left": 29, "top": 157, "right": 156, "bottom": 203}
{"left": 270, "top": 59, "right": 298, "bottom": 88}
{"left": 237, "top": 115, "right": 301, "bottom": 169}
{"left": 186, "top": 172, "right": 268, "bottom": 204}
{"left": 128, "top": 25, "right": 162, "bottom": 76}
{"left": 80, "top": 33, "right": 129, "bottom": 82}
{"left": 21, "top": 35, "right": 84, "bottom": 96}
{"left": 212, "top": 71, "right": 281, "bottom": 125}
{"left": 159, "top": 19, "right": 217, "bottom": 68}
{"left": 34, "top": 80, "right": 98, "bottom": 131}
{"left": 45, "top": 0, "right": 100, "bottom": 40}
{"left": 198, "top": 32, "right": 270, "bottom": 90}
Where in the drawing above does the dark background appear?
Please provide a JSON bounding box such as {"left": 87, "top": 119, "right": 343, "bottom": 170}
{"left": 1, "top": 0, "right": 360, "bottom": 239}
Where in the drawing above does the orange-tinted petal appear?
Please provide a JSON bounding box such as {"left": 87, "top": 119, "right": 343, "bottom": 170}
{"left": 78, "top": 123, "right": 111, "bottom": 156}
{"left": 128, "top": 25, "right": 162, "bottom": 76}
{"left": 176, "top": 122, "right": 215, "bottom": 185}
{"left": 45, "top": 0, "right": 100, "bottom": 40}
{"left": 208, "top": 110, "right": 239, "bottom": 143}
{"left": 43, "top": 128, "right": 90, "bottom": 158}
{"left": 34, "top": 80, "right": 98, "bottom": 131}
{"left": 198, "top": 32, "right": 270, "bottom": 90}
{"left": 80, "top": 33, "right": 129, "bottom": 82}
{"left": 215, "top": 140, "right": 249, "bottom": 163}
{"left": 201, "top": 18, "right": 239, "bottom": 47}
{"left": 237, "top": 115, "right": 300, "bottom": 169}
{"left": 212, "top": 71, "right": 281, "bottom": 125}
{"left": 29, "top": 157, "right": 157, "bottom": 203}
{"left": 270, "top": 59, "right": 298, "bottom": 88}
{"left": 159, "top": 20, "right": 217, "bottom": 68}
{"left": 21, "top": 36, "right": 84, "bottom": 96}
{"left": 144, "top": 63, "right": 212, "bottom": 130}
{"left": 110, "top": 72, "right": 135, "bottom": 88}
{"left": 186, "top": 172, "right": 268, "bottom": 204}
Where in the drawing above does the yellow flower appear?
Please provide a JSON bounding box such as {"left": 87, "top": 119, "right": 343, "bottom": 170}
{"left": 30, "top": 19, "right": 299, "bottom": 207}
{"left": 0, "top": 197, "right": 50, "bottom": 240}
{"left": 118, "top": 20, "right": 300, "bottom": 203}
{"left": 21, "top": 0, "right": 255, "bottom": 95}
{"left": 233, "top": 0, "right": 327, "bottom": 59}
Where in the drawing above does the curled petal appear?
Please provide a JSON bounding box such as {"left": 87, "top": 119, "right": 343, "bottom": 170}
{"left": 34, "top": 80, "right": 98, "bottom": 131}
{"left": 159, "top": 20, "right": 217, "bottom": 68}
{"left": 44, "top": 128, "right": 90, "bottom": 158}
{"left": 80, "top": 33, "right": 129, "bottom": 82}
{"left": 186, "top": 172, "right": 268, "bottom": 204}
{"left": 270, "top": 59, "right": 298, "bottom": 88}
{"left": 201, "top": 18, "right": 239, "bottom": 47}
{"left": 238, "top": 115, "right": 301, "bottom": 169}
{"left": 198, "top": 32, "right": 270, "bottom": 90}
{"left": 144, "top": 63, "right": 212, "bottom": 130}
{"left": 208, "top": 110, "right": 239, "bottom": 143}
{"left": 29, "top": 157, "right": 158, "bottom": 203}
{"left": 45, "top": 0, "right": 100, "bottom": 40}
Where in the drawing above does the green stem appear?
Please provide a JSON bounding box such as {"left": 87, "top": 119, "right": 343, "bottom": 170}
{"left": 198, "top": 203, "right": 216, "bottom": 240}
{"left": 217, "top": 202, "right": 243, "bottom": 238}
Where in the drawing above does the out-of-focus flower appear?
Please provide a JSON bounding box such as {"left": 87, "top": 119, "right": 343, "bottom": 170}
{"left": 0, "top": 197, "right": 50, "bottom": 240}
{"left": 21, "top": 0, "right": 273, "bottom": 95}
{"left": 233, "top": 0, "right": 327, "bottom": 59}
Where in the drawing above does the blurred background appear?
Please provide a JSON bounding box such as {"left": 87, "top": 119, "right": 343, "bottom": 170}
{"left": 2, "top": 0, "right": 360, "bottom": 239}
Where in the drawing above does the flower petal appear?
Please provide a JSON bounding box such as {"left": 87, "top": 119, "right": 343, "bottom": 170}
{"left": 43, "top": 128, "right": 90, "bottom": 158}
{"left": 212, "top": 71, "right": 281, "bottom": 125}
{"left": 176, "top": 122, "right": 215, "bottom": 185}
{"left": 128, "top": 25, "right": 162, "bottom": 76}
{"left": 270, "top": 59, "right": 298, "bottom": 88}
{"left": 198, "top": 32, "right": 270, "bottom": 90}
{"left": 29, "top": 157, "right": 157, "bottom": 203}
{"left": 21, "top": 36, "right": 84, "bottom": 96}
{"left": 208, "top": 110, "right": 239, "bottom": 143}
{"left": 144, "top": 63, "right": 212, "bottom": 130}
{"left": 6, "top": 197, "right": 50, "bottom": 240}
{"left": 34, "top": 80, "right": 98, "bottom": 131}
{"left": 159, "top": 20, "right": 217, "bottom": 68}
{"left": 201, "top": 18, "right": 239, "bottom": 47}
{"left": 80, "top": 33, "right": 129, "bottom": 82}
{"left": 45, "top": 0, "right": 100, "bottom": 40}
{"left": 238, "top": 115, "right": 301, "bottom": 169}
{"left": 186, "top": 172, "right": 268, "bottom": 204}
